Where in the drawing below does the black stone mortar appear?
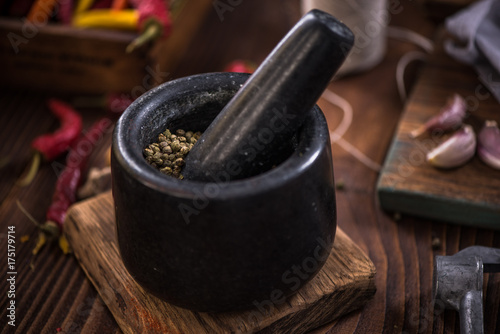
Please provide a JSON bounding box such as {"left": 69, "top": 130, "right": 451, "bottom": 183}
{"left": 111, "top": 73, "right": 337, "bottom": 312}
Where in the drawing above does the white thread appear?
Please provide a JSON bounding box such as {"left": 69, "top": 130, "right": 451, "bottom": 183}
{"left": 387, "top": 26, "right": 434, "bottom": 53}
{"left": 386, "top": 27, "right": 434, "bottom": 102}
{"left": 335, "top": 137, "right": 382, "bottom": 172}
{"left": 310, "top": 18, "right": 435, "bottom": 169}
{"left": 395, "top": 51, "right": 428, "bottom": 102}
{"left": 322, "top": 89, "right": 352, "bottom": 141}
{"left": 321, "top": 89, "right": 382, "bottom": 172}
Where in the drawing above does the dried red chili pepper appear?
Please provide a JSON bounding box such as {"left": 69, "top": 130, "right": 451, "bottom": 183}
{"left": 24, "top": 116, "right": 115, "bottom": 254}
{"left": 19, "top": 99, "right": 83, "bottom": 186}
{"left": 57, "top": 0, "right": 73, "bottom": 25}
{"left": 126, "top": 0, "right": 172, "bottom": 53}
{"left": 224, "top": 60, "right": 257, "bottom": 73}
{"left": 107, "top": 92, "right": 135, "bottom": 114}
{"left": 27, "top": 0, "right": 58, "bottom": 23}
{"left": 17, "top": 106, "right": 123, "bottom": 254}
{"left": 33, "top": 99, "right": 83, "bottom": 160}
{"left": 111, "top": 0, "right": 127, "bottom": 10}
{"left": 45, "top": 117, "right": 113, "bottom": 233}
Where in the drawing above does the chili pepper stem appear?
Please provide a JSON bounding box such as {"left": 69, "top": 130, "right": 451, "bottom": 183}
{"left": 16, "top": 200, "right": 61, "bottom": 255}
{"left": 41, "top": 221, "right": 60, "bottom": 238}
{"left": 59, "top": 235, "right": 72, "bottom": 254}
{"left": 18, "top": 151, "right": 42, "bottom": 187}
{"left": 31, "top": 222, "right": 60, "bottom": 255}
{"left": 126, "top": 19, "right": 162, "bottom": 53}
{"left": 16, "top": 199, "right": 42, "bottom": 228}
{"left": 17, "top": 200, "right": 60, "bottom": 237}
{"left": 32, "top": 232, "right": 47, "bottom": 256}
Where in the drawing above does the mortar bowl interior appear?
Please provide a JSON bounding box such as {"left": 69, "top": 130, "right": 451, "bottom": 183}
{"left": 111, "top": 72, "right": 337, "bottom": 312}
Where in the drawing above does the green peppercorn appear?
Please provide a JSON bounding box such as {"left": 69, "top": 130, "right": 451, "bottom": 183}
{"left": 144, "top": 128, "right": 202, "bottom": 180}
{"left": 174, "top": 158, "right": 185, "bottom": 167}
{"left": 160, "top": 166, "right": 172, "bottom": 175}
{"left": 144, "top": 148, "right": 154, "bottom": 156}
{"left": 171, "top": 140, "right": 181, "bottom": 152}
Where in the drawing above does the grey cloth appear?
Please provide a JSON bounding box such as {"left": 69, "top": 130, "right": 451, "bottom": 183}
{"left": 445, "top": 0, "right": 500, "bottom": 103}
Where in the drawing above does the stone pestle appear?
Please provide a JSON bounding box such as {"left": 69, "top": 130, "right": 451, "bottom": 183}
{"left": 182, "top": 9, "right": 354, "bottom": 182}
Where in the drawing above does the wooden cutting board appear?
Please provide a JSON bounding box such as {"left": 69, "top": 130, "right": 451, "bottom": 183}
{"left": 64, "top": 191, "right": 376, "bottom": 334}
{"left": 377, "top": 30, "right": 500, "bottom": 228}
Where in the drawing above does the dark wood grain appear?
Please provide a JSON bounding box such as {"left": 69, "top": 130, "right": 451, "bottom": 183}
{"left": 2, "top": 1, "right": 500, "bottom": 333}
{"left": 0, "top": 0, "right": 212, "bottom": 94}
{"left": 64, "top": 192, "right": 376, "bottom": 334}
{"left": 0, "top": 91, "right": 117, "bottom": 334}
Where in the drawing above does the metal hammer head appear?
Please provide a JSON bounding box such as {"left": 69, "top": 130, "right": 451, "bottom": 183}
{"left": 433, "top": 246, "right": 500, "bottom": 334}
{"left": 433, "top": 254, "right": 483, "bottom": 311}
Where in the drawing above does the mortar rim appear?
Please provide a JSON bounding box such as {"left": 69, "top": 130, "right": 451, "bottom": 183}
{"left": 112, "top": 72, "right": 331, "bottom": 199}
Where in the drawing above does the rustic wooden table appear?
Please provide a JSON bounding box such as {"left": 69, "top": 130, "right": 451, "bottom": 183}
{"left": 1, "top": 1, "right": 499, "bottom": 333}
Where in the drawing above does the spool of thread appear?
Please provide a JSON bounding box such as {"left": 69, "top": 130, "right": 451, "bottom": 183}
{"left": 301, "top": 0, "right": 388, "bottom": 77}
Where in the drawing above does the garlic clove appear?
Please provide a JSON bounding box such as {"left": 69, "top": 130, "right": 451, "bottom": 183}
{"left": 427, "top": 124, "right": 476, "bottom": 168}
{"left": 410, "top": 94, "right": 467, "bottom": 138}
{"left": 477, "top": 120, "right": 500, "bottom": 170}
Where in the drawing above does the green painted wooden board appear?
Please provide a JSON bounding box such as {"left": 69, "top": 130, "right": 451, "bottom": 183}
{"left": 376, "top": 30, "right": 500, "bottom": 228}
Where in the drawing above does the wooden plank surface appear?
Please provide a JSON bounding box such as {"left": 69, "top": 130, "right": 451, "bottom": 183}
{"left": 377, "top": 30, "right": 500, "bottom": 228}
{"left": 64, "top": 192, "right": 376, "bottom": 334}
{"left": 2, "top": 1, "right": 500, "bottom": 334}
{"left": 0, "top": 0, "right": 212, "bottom": 94}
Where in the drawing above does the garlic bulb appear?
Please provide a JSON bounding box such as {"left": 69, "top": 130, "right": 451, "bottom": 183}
{"left": 477, "top": 120, "right": 500, "bottom": 170}
{"left": 427, "top": 125, "right": 476, "bottom": 168}
{"left": 410, "top": 94, "right": 467, "bottom": 138}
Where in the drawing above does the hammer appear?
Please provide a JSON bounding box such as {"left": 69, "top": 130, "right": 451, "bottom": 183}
{"left": 433, "top": 246, "right": 500, "bottom": 334}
